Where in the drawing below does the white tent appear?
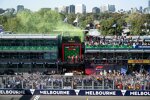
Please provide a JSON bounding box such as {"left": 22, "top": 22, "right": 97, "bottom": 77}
{"left": 122, "top": 28, "right": 130, "bottom": 33}
{"left": 88, "top": 29, "right": 101, "bottom": 36}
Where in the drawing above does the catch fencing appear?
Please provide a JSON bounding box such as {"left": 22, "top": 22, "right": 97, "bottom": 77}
{"left": 0, "top": 75, "right": 149, "bottom": 90}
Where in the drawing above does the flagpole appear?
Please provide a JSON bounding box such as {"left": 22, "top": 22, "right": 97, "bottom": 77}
{"left": 115, "top": 27, "right": 117, "bottom": 36}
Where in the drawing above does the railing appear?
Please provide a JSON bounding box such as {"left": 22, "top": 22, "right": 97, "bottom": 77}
{"left": 86, "top": 45, "right": 133, "bottom": 49}
{"left": 0, "top": 75, "right": 149, "bottom": 90}
{"left": 85, "top": 45, "right": 150, "bottom": 51}
{"left": 0, "top": 46, "right": 58, "bottom": 51}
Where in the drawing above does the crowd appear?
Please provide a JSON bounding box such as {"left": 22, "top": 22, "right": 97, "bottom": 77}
{"left": 84, "top": 53, "right": 150, "bottom": 63}
{"left": 85, "top": 35, "right": 150, "bottom": 47}
{"left": 0, "top": 71, "right": 149, "bottom": 90}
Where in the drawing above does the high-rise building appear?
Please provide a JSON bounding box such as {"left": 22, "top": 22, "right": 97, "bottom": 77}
{"left": 17, "top": 5, "right": 24, "bottom": 12}
{"left": 100, "top": 5, "right": 108, "bottom": 13}
{"left": 149, "top": 0, "right": 150, "bottom": 7}
{"left": 66, "top": 6, "right": 69, "bottom": 14}
{"left": 58, "top": 6, "right": 67, "bottom": 13}
{"left": 143, "top": 7, "right": 150, "bottom": 14}
{"left": 131, "top": 7, "right": 139, "bottom": 13}
{"left": 68, "top": 5, "right": 75, "bottom": 14}
{"left": 92, "top": 7, "right": 100, "bottom": 13}
{"left": 75, "top": 4, "right": 86, "bottom": 14}
{"left": 0, "top": 8, "right": 5, "bottom": 14}
{"left": 108, "top": 5, "right": 116, "bottom": 12}
{"left": 58, "top": 6, "right": 68, "bottom": 13}
{"left": 139, "top": 6, "right": 143, "bottom": 13}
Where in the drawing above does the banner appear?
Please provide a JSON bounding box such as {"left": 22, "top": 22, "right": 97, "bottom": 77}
{"left": 78, "top": 90, "right": 122, "bottom": 96}
{"left": 37, "top": 90, "right": 76, "bottom": 95}
{"left": 135, "top": 45, "right": 150, "bottom": 49}
{"left": 128, "top": 60, "right": 150, "bottom": 64}
{"left": 123, "top": 90, "right": 150, "bottom": 96}
{"left": 0, "top": 89, "right": 31, "bottom": 95}
{"left": 0, "top": 89, "right": 149, "bottom": 96}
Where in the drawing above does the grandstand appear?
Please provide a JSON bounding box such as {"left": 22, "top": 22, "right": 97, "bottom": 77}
{"left": 0, "top": 32, "right": 149, "bottom": 97}
{"left": 0, "top": 33, "right": 150, "bottom": 75}
{"left": 0, "top": 34, "right": 59, "bottom": 73}
{"left": 84, "top": 35, "right": 150, "bottom": 75}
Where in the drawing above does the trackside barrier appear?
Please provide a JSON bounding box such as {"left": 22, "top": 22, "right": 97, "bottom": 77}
{"left": 0, "top": 89, "right": 149, "bottom": 96}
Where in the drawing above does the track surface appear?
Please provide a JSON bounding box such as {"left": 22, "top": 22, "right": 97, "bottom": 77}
{"left": 0, "top": 95, "right": 150, "bottom": 100}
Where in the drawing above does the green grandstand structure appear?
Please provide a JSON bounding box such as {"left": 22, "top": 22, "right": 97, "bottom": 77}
{"left": 0, "top": 34, "right": 59, "bottom": 73}
{"left": 0, "top": 33, "right": 150, "bottom": 74}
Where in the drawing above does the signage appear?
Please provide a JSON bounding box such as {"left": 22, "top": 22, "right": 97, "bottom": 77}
{"left": 124, "top": 90, "right": 150, "bottom": 96}
{"left": 38, "top": 90, "right": 75, "bottom": 95}
{"left": 78, "top": 90, "right": 122, "bottom": 96}
{"left": 128, "top": 60, "right": 150, "bottom": 64}
{"left": 0, "top": 89, "right": 149, "bottom": 96}
{"left": 0, "top": 89, "right": 30, "bottom": 95}
{"left": 137, "top": 45, "right": 150, "bottom": 49}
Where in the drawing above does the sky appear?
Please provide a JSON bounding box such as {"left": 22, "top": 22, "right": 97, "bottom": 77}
{"left": 0, "top": 0, "right": 149, "bottom": 12}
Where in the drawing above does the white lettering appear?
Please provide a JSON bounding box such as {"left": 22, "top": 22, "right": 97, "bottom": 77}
{"left": 130, "top": 92, "right": 150, "bottom": 96}
{"left": 85, "top": 91, "right": 116, "bottom": 96}
{"left": 0, "top": 90, "right": 25, "bottom": 95}
{"left": 40, "top": 90, "right": 70, "bottom": 95}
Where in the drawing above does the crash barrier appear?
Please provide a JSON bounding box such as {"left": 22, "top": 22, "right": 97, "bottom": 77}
{"left": 0, "top": 89, "right": 150, "bottom": 96}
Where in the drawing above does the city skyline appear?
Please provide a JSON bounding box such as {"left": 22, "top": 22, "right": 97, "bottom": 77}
{"left": 0, "top": 0, "right": 149, "bottom": 12}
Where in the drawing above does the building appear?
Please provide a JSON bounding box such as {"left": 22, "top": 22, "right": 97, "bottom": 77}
{"left": 68, "top": 5, "right": 75, "bottom": 14}
{"left": 66, "top": 6, "right": 69, "bottom": 14}
{"left": 131, "top": 7, "right": 138, "bottom": 13}
{"left": 143, "top": 7, "right": 150, "bottom": 14}
{"left": 40, "top": 8, "right": 51, "bottom": 11}
{"left": 75, "top": 4, "right": 86, "bottom": 14}
{"left": 0, "top": 8, "right": 5, "bottom": 14}
{"left": 1, "top": 33, "right": 150, "bottom": 75}
{"left": 149, "top": 0, "right": 150, "bottom": 7}
{"left": 84, "top": 35, "right": 150, "bottom": 75}
{"left": 0, "top": 34, "right": 59, "bottom": 73}
{"left": 0, "top": 34, "right": 84, "bottom": 74}
{"left": 100, "top": 5, "right": 108, "bottom": 13}
{"left": 108, "top": 5, "right": 116, "bottom": 12}
{"left": 58, "top": 6, "right": 68, "bottom": 13}
{"left": 139, "top": 6, "right": 143, "bottom": 13}
{"left": 17, "top": 5, "right": 24, "bottom": 12}
{"left": 92, "top": 7, "right": 100, "bottom": 14}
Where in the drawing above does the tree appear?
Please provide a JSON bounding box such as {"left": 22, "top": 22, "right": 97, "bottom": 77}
{"left": 126, "top": 13, "right": 146, "bottom": 35}
{"left": 4, "top": 17, "right": 20, "bottom": 32}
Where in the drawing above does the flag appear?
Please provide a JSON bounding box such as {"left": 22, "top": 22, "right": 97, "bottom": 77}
{"left": 73, "top": 16, "right": 79, "bottom": 23}
{"left": 112, "top": 23, "right": 117, "bottom": 28}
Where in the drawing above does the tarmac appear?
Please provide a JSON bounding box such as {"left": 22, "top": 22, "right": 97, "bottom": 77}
{"left": 0, "top": 95, "right": 149, "bottom": 100}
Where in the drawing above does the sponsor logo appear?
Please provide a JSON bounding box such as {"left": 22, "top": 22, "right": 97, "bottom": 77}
{"left": 30, "top": 89, "right": 35, "bottom": 95}
{"left": 0, "top": 90, "right": 25, "bottom": 95}
{"left": 39, "top": 90, "right": 70, "bottom": 95}
{"left": 130, "top": 91, "right": 150, "bottom": 96}
{"left": 74, "top": 89, "right": 80, "bottom": 95}
{"left": 121, "top": 90, "right": 127, "bottom": 96}
{"left": 85, "top": 91, "right": 116, "bottom": 96}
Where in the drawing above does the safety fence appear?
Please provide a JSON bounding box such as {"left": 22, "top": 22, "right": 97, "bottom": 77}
{"left": 0, "top": 75, "right": 149, "bottom": 90}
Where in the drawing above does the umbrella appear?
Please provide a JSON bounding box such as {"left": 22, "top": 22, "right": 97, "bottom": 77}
{"left": 96, "top": 66, "right": 103, "bottom": 69}
{"left": 85, "top": 68, "right": 95, "bottom": 75}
